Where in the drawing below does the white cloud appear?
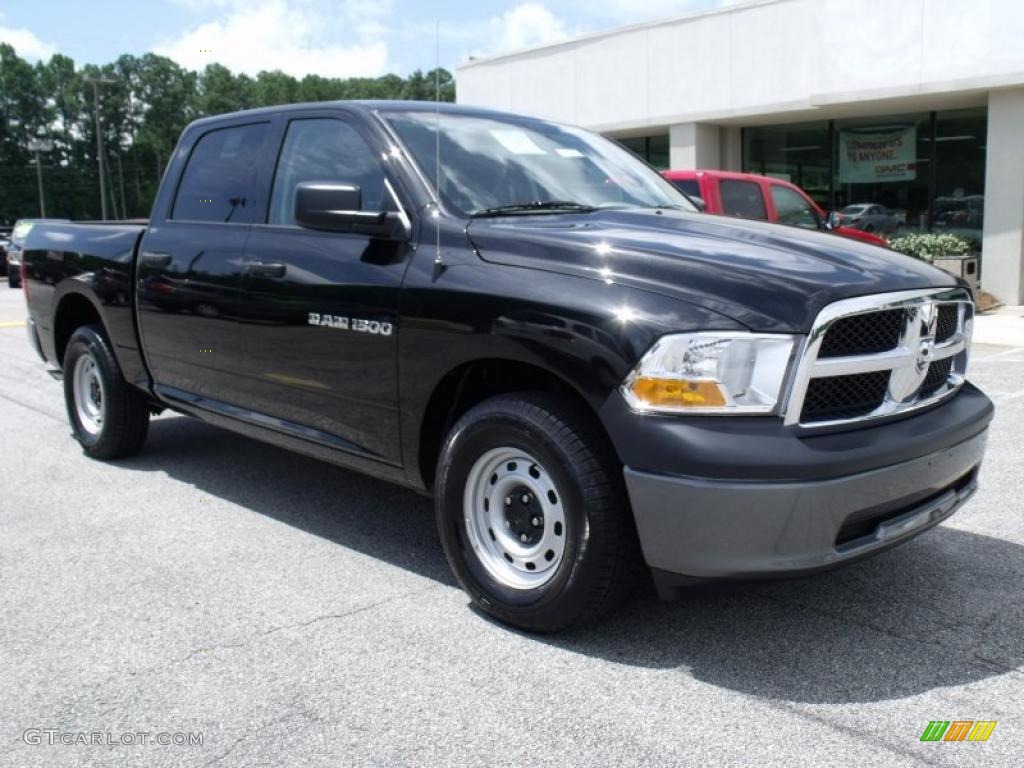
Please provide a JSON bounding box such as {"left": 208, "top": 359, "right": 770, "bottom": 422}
{"left": 409, "top": 2, "right": 574, "bottom": 65}
{"left": 153, "top": 0, "right": 391, "bottom": 78}
{"left": 490, "top": 3, "right": 569, "bottom": 53}
{"left": 0, "top": 13, "right": 56, "bottom": 60}
{"left": 586, "top": 0, "right": 746, "bottom": 23}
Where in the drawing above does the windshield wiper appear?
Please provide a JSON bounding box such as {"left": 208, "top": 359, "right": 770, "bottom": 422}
{"left": 469, "top": 200, "right": 598, "bottom": 218}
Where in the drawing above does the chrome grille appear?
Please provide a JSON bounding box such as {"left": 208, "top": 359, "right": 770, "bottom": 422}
{"left": 935, "top": 304, "right": 958, "bottom": 342}
{"left": 920, "top": 357, "right": 954, "bottom": 398}
{"left": 784, "top": 288, "right": 974, "bottom": 428}
{"left": 818, "top": 309, "right": 904, "bottom": 358}
{"left": 801, "top": 371, "right": 891, "bottom": 423}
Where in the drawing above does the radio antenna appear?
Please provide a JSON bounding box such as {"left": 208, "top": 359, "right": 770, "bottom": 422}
{"left": 433, "top": 20, "right": 444, "bottom": 275}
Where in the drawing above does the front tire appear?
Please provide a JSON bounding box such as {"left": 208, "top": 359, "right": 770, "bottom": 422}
{"left": 63, "top": 325, "right": 150, "bottom": 459}
{"left": 435, "top": 393, "right": 638, "bottom": 632}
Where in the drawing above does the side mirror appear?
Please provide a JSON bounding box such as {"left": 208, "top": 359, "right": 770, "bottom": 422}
{"left": 824, "top": 211, "right": 843, "bottom": 230}
{"left": 294, "top": 182, "right": 405, "bottom": 239}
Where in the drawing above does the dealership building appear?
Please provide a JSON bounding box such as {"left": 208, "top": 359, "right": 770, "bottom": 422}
{"left": 456, "top": 0, "right": 1024, "bottom": 305}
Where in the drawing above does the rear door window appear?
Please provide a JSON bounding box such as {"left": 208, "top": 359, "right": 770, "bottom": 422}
{"left": 718, "top": 179, "right": 767, "bottom": 220}
{"left": 669, "top": 179, "right": 704, "bottom": 208}
{"left": 172, "top": 122, "right": 269, "bottom": 223}
{"left": 671, "top": 179, "right": 701, "bottom": 199}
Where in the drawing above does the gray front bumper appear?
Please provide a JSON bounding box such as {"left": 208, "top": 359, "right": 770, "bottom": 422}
{"left": 624, "top": 428, "right": 987, "bottom": 585}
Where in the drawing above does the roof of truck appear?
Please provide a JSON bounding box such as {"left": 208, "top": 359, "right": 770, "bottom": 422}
{"left": 662, "top": 169, "right": 776, "bottom": 182}
{"left": 186, "top": 100, "right": 528, "bottom": 129}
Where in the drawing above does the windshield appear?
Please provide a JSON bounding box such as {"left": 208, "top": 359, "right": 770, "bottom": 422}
{"left": 383, "top": 110, "right": 695, "bottom": 217}
{"left": 12, "top": 220, "right": 35, "bottom": 244}
{"left": 841, "top": 205, "right": 867, "bottom": 215}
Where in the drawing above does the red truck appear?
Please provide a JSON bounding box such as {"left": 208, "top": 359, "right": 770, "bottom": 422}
{"left": 662, "top": 169, "right": 889, "bottom": 247}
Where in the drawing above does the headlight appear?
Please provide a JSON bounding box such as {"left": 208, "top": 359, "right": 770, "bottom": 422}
{"left": 621, "top": 332, "right": 797, "bottom": 414}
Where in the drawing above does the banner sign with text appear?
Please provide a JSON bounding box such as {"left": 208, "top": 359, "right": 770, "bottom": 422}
{"left": 839, "top": 126, "right": 917, "bottom": 183}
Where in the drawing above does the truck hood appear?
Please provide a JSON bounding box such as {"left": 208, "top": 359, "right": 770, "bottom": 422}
{"left": 466, "top": 209, "right": 957, "bottom": 332}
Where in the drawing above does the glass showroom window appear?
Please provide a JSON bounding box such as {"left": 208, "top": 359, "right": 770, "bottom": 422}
{"left": 743, "top": 108, "right": 987, "bottom": 249}
{"left": 833, "top": 112, "right": 930, "bottom": 235}
{"left": 931, "top": 108, "right": 987, "bottom": 250}
{"left": 617, "top": 134, "right": 670, "bottom": 169}
{"left": 742, "top": 121, "right": 830, "bottom": 206}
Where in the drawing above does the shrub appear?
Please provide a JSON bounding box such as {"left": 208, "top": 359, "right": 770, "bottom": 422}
{"left": 888, "top": 233, "right": 974, "bottom": 262}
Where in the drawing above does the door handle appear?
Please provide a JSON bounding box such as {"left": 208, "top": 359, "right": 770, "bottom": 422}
{"left": 140, "top": 251, "right": 172, "bottom": 267}
{"left": 246, "top": 261, "right": 287, "bottom": 278}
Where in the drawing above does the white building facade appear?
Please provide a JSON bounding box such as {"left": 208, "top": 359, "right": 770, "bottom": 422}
{"left": 456, "top": 0, "right": 1024, "bottom": 305}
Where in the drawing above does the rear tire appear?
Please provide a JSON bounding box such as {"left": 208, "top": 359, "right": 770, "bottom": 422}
{"left": 63, "top": 325, "right": 150, "bottom": 459}
{"left": 435, "top": 393, "right": 638, "bottom": 633}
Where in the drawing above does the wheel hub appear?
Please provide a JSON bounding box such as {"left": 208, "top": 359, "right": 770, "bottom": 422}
{"left": 463, "top": 447, "right": 567, "bottom": 590}
{"left": 503, "top": 485, "right": 544, "bottom": 545}
{"left": 73, "top": 353, "right": 106, "bottom": 436}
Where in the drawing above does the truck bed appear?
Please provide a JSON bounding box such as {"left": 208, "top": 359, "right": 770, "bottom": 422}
{"left": 22, "top": 220, "right": 149, "bottom": 385}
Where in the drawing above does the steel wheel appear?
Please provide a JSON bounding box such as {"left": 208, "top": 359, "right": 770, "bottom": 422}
{"left": 72, "top": 352, "right": 106, "bottom": 436}
{"left": 437, "top": 393, "right": 639, "bottom": 631}
{"left": 463, "top": 446, "right": 567, "bottom": 590}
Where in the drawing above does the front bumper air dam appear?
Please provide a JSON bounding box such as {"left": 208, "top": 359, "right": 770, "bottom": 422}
{"left": 624, "top": 428, "right": 987, "bottom": 598}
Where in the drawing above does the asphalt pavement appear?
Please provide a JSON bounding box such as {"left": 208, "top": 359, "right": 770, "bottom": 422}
{"left": 1, "top": 284, "right": 1022, "bottom": 767}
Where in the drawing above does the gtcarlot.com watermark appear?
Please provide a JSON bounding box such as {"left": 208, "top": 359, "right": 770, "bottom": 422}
{"left": 23, "top": 729, "right": 203, "bottom": 747}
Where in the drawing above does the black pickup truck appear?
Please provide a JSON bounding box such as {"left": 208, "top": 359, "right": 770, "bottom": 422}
{"left": 22, "top": 101, "right": 993, "bottom": 632}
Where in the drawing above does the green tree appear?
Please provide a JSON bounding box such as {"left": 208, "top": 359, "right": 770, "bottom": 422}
{"left": 197, "top": 63, "right": 248, "bottom": 115}
{"left": 0, "top": 42, "right": 457, "bottom": 223}
{"left": 252, "top": 70, "right": 300, "bottom": 106}
{"left": 400, "top": 68, "right": 455, "bottom": 101}
{"left": 133, "top": 54, "right": 197, "bottom": 175}
{"left": 0, "top": 43, "right": 52, "bottom": 221}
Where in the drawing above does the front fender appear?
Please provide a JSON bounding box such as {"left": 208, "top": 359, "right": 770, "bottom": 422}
{"left": 396, "top": 236, "right": 743, "bottom": 488}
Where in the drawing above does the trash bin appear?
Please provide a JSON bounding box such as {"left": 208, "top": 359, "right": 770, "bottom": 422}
{"left": 932, "top": 255, "right": 979, "bottom": 291}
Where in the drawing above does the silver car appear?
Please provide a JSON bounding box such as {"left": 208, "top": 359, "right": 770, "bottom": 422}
{"left": 840, "top": 203, "right": 902, "bottom": 234}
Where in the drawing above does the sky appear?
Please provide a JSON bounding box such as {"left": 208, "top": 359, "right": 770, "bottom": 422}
{"left": 0, "top": 0, "right": 739, "bottom": 78}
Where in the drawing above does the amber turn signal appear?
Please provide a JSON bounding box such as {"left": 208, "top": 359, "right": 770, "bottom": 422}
{"left": 629, "top": 377, "right": 728, "bottom": 408}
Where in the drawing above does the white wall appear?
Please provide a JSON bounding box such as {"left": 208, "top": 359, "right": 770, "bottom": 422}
{"left": 457, "top": 0, "right": 1024, "bottom": 132}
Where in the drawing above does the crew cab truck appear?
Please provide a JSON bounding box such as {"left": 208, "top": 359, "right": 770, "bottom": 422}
{"left": 662, "top": 169, "right": 890, "bottom": 246}
{"left": 22, "top": 102, "right": 993, "bottom": 632}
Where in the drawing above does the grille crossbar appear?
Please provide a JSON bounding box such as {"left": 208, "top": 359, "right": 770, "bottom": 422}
{"left": 784, "top": 289, "right": 973, "bottom": 427}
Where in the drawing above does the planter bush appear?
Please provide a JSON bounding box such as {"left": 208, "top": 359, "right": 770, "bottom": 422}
{"left": 888, "top": 233, "right": 973, "bottom": 263}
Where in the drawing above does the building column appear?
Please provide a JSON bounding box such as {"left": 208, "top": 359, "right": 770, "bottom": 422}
{"left": 720, "top": 126, "right": 743, "bottom": 171}
{"left": 982, "top": 88, "right": 1024, "bottom": 305}
{"left": 669, "top": 122, "right": 721, "bottom": 170}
